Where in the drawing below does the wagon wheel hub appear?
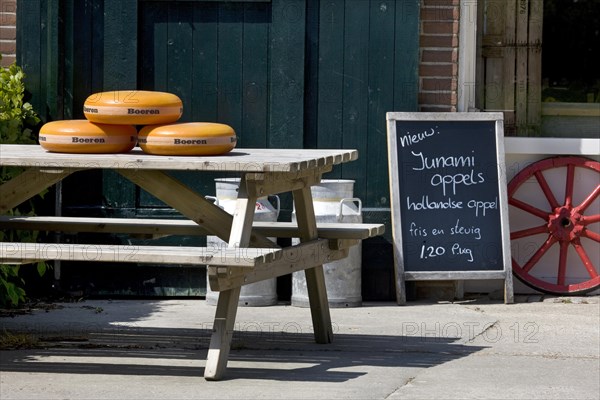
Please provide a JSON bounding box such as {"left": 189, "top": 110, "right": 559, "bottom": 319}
{"left": 548, "top": 206, "right": 584, "bottom": 242}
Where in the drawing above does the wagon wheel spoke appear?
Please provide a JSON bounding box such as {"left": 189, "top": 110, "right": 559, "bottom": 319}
{"left": 522, "top": 235, "right": 557, "bottom": 273}
{"left": 557, "top": 241, "right": 569, "bottom": 286}
{"left": 581, "top": 214, "right": 600, "bottom": 225}
{"left": 509, "top": 197, "right": 549, "bottom": 220}
{"left": 581, "top": 228, "right": 600, "bottom": 243}
{"left": 534, "top": 170, "right": 560, "bottom": 209}
{"left": 572, "top": 240, "right": 599, "bottom": 279}
{"left": 510, "top": 224, "right": 548, "bottom": 240}
{"left": 564, "top": 164, "right": 575, "bottom": 208}
{"left": 575, "top": 185, "right": 600, "bottom": 214}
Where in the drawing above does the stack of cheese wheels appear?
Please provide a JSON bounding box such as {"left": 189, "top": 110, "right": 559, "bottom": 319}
{"left": 83, "top": 90, "right": 183, "bottom": 125}
{"left": 139, "top": 122, "right": 237, "bottom": 156}
{"left": 39, "top": 120, "right": 137, "bottom": 154}
{"left": 38, "top": 90, "right": 237, "bottom": 156}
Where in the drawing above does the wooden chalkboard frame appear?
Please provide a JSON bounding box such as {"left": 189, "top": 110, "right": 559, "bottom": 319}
{"left": 386, "top": 112, "right": 513, "bottom": 305}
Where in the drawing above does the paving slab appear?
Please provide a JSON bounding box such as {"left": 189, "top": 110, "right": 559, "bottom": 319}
{"left": 1, "top": 298, "right": 598, "bottom": 400}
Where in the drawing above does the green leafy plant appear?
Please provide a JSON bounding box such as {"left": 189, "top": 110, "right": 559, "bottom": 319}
{"left": 1, "top": 54, "right": 46, "bottom": 307}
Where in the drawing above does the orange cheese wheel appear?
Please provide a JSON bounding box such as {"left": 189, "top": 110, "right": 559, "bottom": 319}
{"left": 39, "top": 120, "right": 137, "bottom": 154}
{"left": 83, "top": 90, "right": 183, "bottom": 125}
{"left": 138, "top": 122, "right": 237, "bottom": 156}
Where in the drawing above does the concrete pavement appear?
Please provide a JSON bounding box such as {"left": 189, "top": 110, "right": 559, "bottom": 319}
{"left": 1, "top": 296, "right": 599, "bottom": 399}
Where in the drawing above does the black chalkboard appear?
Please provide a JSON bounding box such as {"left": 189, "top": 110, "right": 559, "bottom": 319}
{"left": 386, "top": 112, "right": 513, "bottom": 304}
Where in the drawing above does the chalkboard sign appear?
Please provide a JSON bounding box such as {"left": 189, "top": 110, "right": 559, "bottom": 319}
{"left": 386, "top": 112, "right": 513, "bottom": 304}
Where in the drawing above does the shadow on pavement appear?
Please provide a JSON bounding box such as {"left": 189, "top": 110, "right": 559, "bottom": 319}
{"left": 0, "top": 325, "right": 487, "bottom": 382}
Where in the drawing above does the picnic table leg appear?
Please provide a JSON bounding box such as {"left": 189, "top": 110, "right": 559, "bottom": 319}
{"left": 204, "top": 175, "right": 257, "bottom": 380}
{"left": 292, "top": 187, "right": 333, "bottom": 344}
{"left": 204, "top": 286, "right": 242, "bottom": 380}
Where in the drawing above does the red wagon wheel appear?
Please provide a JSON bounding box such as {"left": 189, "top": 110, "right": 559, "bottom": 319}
{"left": 508, "top": 156, "right": 600, "bottom": 295}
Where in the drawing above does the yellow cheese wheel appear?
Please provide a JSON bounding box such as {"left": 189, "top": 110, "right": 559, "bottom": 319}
{"left": 138, "top": 122, "right": 237, "bottom": 156}
{"left": 39, "top": 120, "right": 137, "bottom": 154}
{"left": 83, "top": 90, "right": 183, "bottom": 125}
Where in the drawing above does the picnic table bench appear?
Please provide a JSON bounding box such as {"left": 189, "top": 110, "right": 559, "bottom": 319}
{"left": 0, "top": 144, "right": 384, "bottom": 380}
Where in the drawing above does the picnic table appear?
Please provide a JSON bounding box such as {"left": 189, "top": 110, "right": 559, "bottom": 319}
{"left": 0, "top": 144, "right": 384, "bottom": 380}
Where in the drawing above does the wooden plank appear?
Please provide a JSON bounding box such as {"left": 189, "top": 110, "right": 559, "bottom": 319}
{"left": 204, "top": 286, "right": 241, "bottom": 381}
{"left": 45, "top": 0, "right": 62, "bottom": 120}
{"left": 167, "top": 2, "right": 194, "bottom": 115}
{"left": 405, "top": 271, "right": 508, "bottom": 280}
{"left": 241, "top": 2, "right": 269, "bottom": 148}
{"left": 340, "top": 0, "right": 370, "bottom": 194}
{"left": 514, "top": 0, "right": 529, "bottom": 136}
{"left": 393, "top": 0, "right": 420, "bottom": 112}
{"left": 16, "top": 0, "right": 43, "bottom": 119}
{"left": 527, "top": 0, "right": 543, "bottom": 136}
{"left": 481, "top": 0, "right": 506, "bottom": 113}
{"left": 0, "top": 145, "right": 358, "bottom": 172}
{"left": 0, "top": 242, "right": 279, "bottom": 266}
{"left": 204, "top": 175, "right": 258, "bottom": 380}
{"left": 63, "top": 0, "right": 75, "bottom": 119}
{"left": 366, "top": 0, "right": 395, "bottom": 208}
{"left": 217, "top": 2, "right": 243, "bottom": 133}
{"left": 0, "top": 216, "right": 384, "bottom": 240}
{"left": 542, "top": 103, "right": 600, "bottom": 117}
{"left": 144, "top": 0, "right": 272, "bottom": 2}
{"left": 90, "top": 0, "right": 104, "bottom": 93}
{"left": 103, "top": 0, "right": 138, "bottom": 89}
{"left": 139, "top": 1, "right": 168, "bottom": 91}
{"left": 191, "top": 3, "right": 218, "bottom": 121}
{"left": 268, "top": 0, "right": 306, "bottom": 148}
{"left": 209, "top": 239, "right": 348, "bottom": 291}
{"left": 293, "top": 186, "right": 332, "bottom": 344}
{"left": 316, "top": 0, "right": 344, "bottom": 155}
{"left": 502, "top": 0, "right": 516, "bottom": 132}
{"left": 303, "top": 0, "right": 319, "bottom": 149}
{"left": 0, "top": 168, "right": 78, "bottom": 214}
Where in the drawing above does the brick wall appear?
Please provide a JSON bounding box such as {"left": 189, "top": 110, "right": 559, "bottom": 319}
{"left": 419, "top": 0, "right": 460, "bottom": 112}
{"left": 0, "top": 0, "right": 17, "bottom": 67}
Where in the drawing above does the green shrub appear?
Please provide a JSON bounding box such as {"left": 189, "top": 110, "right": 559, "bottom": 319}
{"left": 1, "top": 54, "right": 46, "bottom": 307}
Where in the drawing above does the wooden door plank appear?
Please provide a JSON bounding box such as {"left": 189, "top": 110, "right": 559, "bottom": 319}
{"left": 167, "top": 1, "right": 194, "bottom": 117}
{"left": 268, "top": 0, "right": 306, "bottom": 148}
{"left": 366, "top": 0, "right": 396, "bottom": 208}
{"left": 139, "top": 1, "right": 168, "bottom": 91}
{"left": 241, "top": 2, "right": 269, "bottom": 148}
{"left": 217, "top": 2, "right": 243, "bottom": 132}
{"left": 316, "top": 0, "right": 344, "bottom": 154}
{"left": 340, "top": 0, "right": 369, "bottom": 190}
{"left": 16, "top": 0, "right": 43, "bottom": 118}
{"left": 393, "top": 0, "right": 420, "bottom": 112}
{"left": 191, "top": 3, "right": 218, "bottom": 121}
{"left": 103, "top": 0, "right": 138, "bottom": 89}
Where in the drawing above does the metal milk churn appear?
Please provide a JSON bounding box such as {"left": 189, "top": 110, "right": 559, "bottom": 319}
{"left": 291, "top": 179, "right": 363, "bottom": 307}
{"left": 205, "top": 178, "right": 280, "bottom": 306}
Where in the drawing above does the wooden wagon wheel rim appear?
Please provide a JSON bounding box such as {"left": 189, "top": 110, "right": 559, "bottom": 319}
{"left": 508, "top": 156, "right": 600, "bottom": 295}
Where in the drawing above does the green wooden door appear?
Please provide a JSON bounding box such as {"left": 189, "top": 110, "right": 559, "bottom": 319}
{"left": 17, "top": 0, "right": 419, "bottom": 299}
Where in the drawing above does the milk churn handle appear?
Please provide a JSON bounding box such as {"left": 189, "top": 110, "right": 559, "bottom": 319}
{"left": 205, "top": 195, "right": 220, "bottom": 207}
{"left": 337, "top": 198, "right": 362, "bottom": 222}
{"left": 268, "top": 195, "right": 281, "bottom": 219}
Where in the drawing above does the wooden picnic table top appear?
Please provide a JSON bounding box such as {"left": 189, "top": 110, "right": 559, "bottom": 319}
{"left": 0, "top": 144, "right": 358, "bottom": 173}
